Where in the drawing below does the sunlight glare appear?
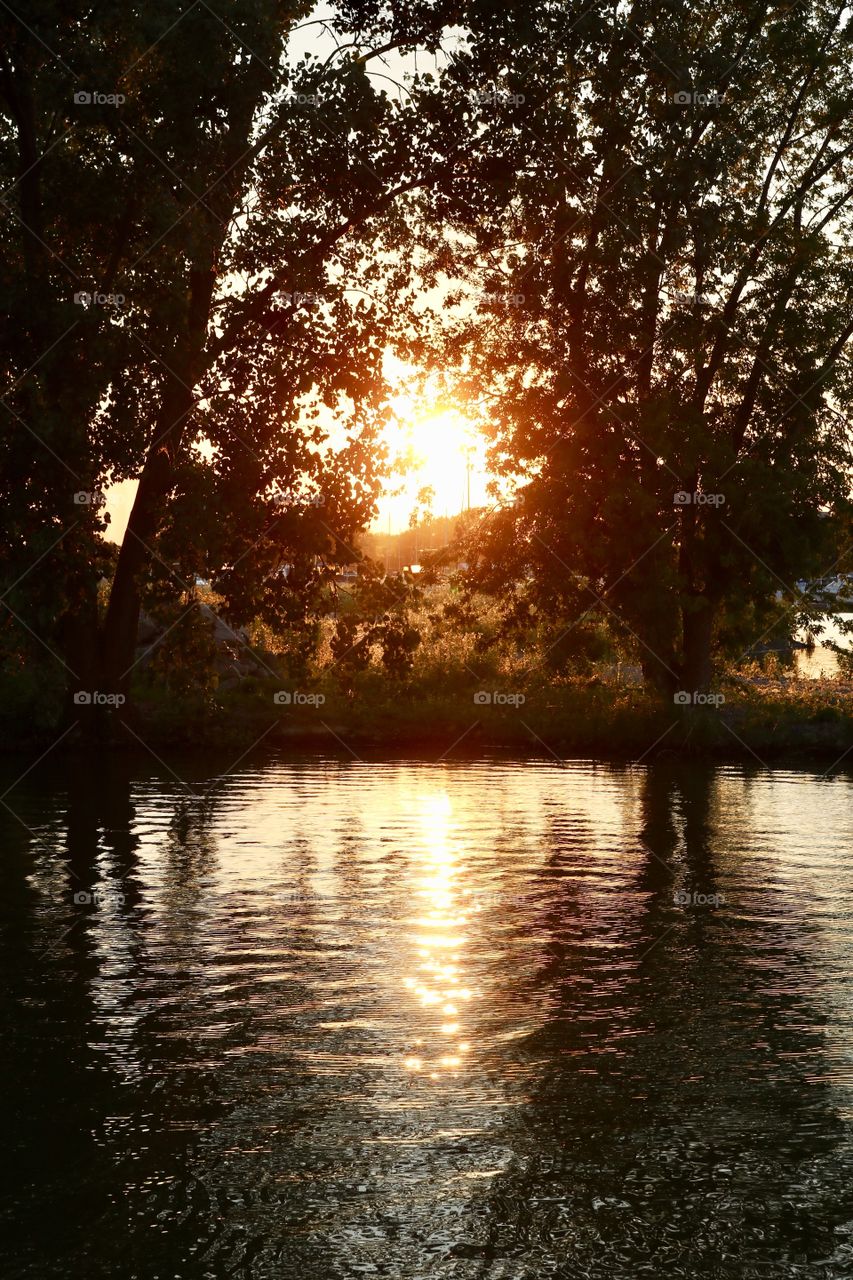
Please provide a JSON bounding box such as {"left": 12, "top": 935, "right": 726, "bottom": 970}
{"left": 376, "top": 384, "right": 488, "bottom": 533}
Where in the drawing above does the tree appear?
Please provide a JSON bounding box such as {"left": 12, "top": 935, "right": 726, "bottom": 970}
{"left": 414, "top": 0, "right": 853, "bottom": 697}
{"left": 0, "top": 0, "right": 463, "bottom": 728}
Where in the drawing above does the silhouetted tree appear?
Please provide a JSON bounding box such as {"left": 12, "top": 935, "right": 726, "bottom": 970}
{"left": 420, "top": 0, "right": 853, "bottom": 696}
{"left": 0, "top": 0, "right": 464, "bottom": 725}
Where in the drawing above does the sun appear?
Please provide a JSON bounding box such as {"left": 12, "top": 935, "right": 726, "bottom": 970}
{"left": 375, "top": 392, "right": 488, "bottom": 533}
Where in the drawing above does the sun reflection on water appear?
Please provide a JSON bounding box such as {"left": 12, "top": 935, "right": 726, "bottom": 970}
{"left": 402, "top": 791, "right": 476, "bottom": 1081}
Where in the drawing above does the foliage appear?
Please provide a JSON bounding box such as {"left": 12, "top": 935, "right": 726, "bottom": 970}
{"left": 0, "top": 0, "right": 466, "bottom": 715}
{"left": 330, "top": 568, "right": 423, "bottom": 687}
{"left": 143, "top": 598, "right": 221, "bottom": 699}
{"left": 4, "top": 0, "right": 853, "bottom": 740}
{"left": 408, "top": 0, "right": 853, "bottom": 696}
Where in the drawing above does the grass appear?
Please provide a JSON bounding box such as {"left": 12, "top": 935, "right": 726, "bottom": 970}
{"left": 2, "top": 583, "right": 851, "bottom": 761}
{"left": 125, "top": 666, "right": 853, "bottom": 762}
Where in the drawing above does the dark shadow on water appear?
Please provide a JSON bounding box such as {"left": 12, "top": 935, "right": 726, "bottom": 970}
{"left": 0, "top": 753, "right": 254, "bottom": 1279}
{"left": 463, "top": 761, "right": 853, "bottom": 1278}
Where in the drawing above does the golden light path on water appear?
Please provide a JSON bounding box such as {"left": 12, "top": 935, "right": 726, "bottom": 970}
{"left": 403, "top": 792, "right": 473, "bottom": 1080}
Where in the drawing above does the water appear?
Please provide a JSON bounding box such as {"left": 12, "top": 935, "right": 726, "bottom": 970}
{"left": 796, "top": 613, "right": 853, "bottom": 679}
{"left": 2, "top": 750, "right": 853, "bottom": 1278}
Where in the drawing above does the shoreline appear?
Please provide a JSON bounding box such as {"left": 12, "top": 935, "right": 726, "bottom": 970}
{"left": 2, "top": 681, "right": 851, "bottom": 766}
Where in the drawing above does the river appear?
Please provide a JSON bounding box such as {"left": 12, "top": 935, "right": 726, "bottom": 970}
{"left": 2, "top": 751, "right": 853, "bottom": 1278}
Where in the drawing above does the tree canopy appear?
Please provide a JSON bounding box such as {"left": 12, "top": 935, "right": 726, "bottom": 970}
{"left": 412, "top": 0, "right": 853, "bottom": 693}
{"left": 0, "top": 0, "right": 463, "bottom": 713}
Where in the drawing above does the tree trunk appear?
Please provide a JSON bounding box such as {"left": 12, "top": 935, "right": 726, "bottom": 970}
{"left": 60, "top": 569, "right": 100, "bottom": 736}
{"left": 99, "top": 262, "right": 217, "bottom": 704}
{"left": 99, "top": 388, "right": 191, "bottom": 700}
{"left": 641, "top": 651, "right": 679, "bottom": 701}
{"left": 680, "top": 599, "right": 714, "bottom": 696}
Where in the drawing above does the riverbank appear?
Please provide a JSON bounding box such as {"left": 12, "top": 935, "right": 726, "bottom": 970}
{"left": 3, "top": 670, "right": 851, "bottom": 761}
{"left": 59, "top": 674, "right": 853, "bottom": 762}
